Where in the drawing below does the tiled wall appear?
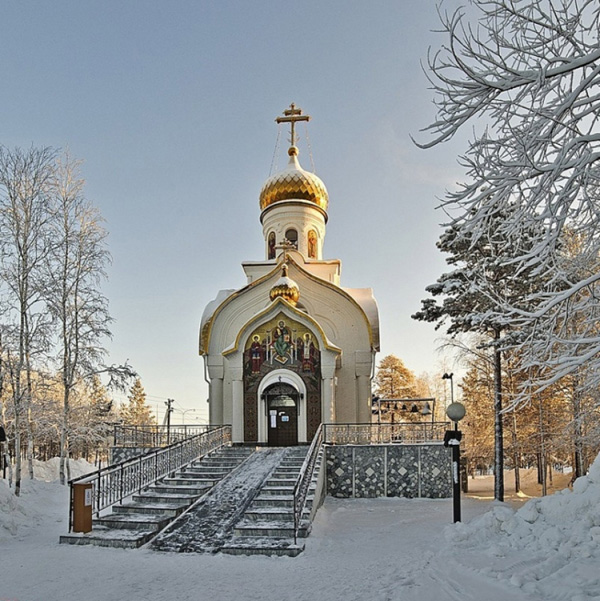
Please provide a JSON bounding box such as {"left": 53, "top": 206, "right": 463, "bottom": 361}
{"left": 326, "top": 444, "right": 452, "bottom": 498}
{"left": 110, "top": 447, "right": 158, "bottom": 464}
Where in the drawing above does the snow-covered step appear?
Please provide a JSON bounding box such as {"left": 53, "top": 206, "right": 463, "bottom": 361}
{"left": 233, "top": 518, "right": 310, "bottom": 539}
{"left": 260, "top": 484, "right": 295, "bottom": 496}
{"left": 59, "top": 527, "right": 156, "bottom": 549}
{"left": 221, "top": 536, "right": 304, "bottom": 557}
{"left": 265, "top": 477, "right": 297, "bottom": 487}
{"left": 60, "top": 445, "right": 255, "bottom": 549}
{"left": 113, "top": 502, "right": 186, "bottom": 517}
{"left": 94, "top": 512, "right": 172, "bottom": 531}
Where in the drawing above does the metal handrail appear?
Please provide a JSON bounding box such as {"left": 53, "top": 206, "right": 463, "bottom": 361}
{"left": 113, "top": 424, "right": 212, "bottom": 447}
{"left": 68, "top": 425, "right": 232, "bottom": 532}
{"left": 292, "top": 424, "right": 323, "bottom": 544}
{"left": 323, "top": 421, "right": 450, "bottom": 445}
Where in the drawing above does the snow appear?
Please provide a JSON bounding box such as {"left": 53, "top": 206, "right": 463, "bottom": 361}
{"left": 1, "top": 456, "right": 600, "bottom": 601}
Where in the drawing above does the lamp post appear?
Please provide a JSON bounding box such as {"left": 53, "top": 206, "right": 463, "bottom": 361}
{"left": 445, "top": 400, "right": 465, "bottom": 523}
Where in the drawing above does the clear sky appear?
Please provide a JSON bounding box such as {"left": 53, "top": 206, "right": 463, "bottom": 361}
{"left": 1, "top": 1, "right": 467, "bottom": 422}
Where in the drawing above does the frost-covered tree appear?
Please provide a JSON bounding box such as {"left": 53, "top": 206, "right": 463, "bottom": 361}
{"left": 45, "top": 153, "right": 134, "bottom": 485}
{"left": 413, "top": 210, "right": 542, "bottom": 500}
{"left": 0, "top": 146, "right": 56, "bottom": 495}
{"left": 416, "top": 0, "right": 600, "bottom": 400}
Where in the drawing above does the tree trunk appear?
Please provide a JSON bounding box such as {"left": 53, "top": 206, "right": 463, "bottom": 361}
{"left": 493, "top": 331, "right": 504, "bottom": 502}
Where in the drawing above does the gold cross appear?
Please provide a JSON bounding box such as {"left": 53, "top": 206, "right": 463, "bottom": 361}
{"left": 274, "top": 238, "right": 296, "bottom": 263}
{"left": 275, "top": 103, "right": 311, "bottom": 147}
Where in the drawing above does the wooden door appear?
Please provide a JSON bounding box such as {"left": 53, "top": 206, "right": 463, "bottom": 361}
{"left": 267, "top": 392, "right": 298, "bottom": 447}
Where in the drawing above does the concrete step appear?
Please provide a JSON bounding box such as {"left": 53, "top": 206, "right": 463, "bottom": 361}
{"left": 252, "top": 495, "right": 294, "bottom": 507}
{"left": 233, "top": 519, "right": 310, "bottom": 538}
{"left": 221, "top": 536, "right": 304, "bottom": 557}
{"left": 94, "top": 513, "right": 172, "bottom": 531}
{"left": 260, "top": 485, "right": 294, "bottom": 496}
{"left": 146, "top": 483, "right": 211, "bottom": 495}
{"left": 113, "top": 502, "right": 186, "bottom": 517}
{"left": 161, "top": 476, "right": 217, "bottom": 487}
{"left": 265, "top": 477, "right": 297, "bottom": 487}
{"left": 244, "top": 507, "right": 294, "bottom": 522}
{"left": 59, "top": 526, "right": 156, "bottom": 549}
{"left": 132, "top": 491, "right": 198, "bottom": 504}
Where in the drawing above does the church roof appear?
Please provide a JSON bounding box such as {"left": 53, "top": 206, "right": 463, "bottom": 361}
{"left": 259, "top": 146, "right": 328, "bottom": 213}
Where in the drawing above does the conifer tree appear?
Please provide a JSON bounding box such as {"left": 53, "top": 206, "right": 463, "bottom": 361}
{"left": 120, "top": 379, "right": 155, "bottom": 426}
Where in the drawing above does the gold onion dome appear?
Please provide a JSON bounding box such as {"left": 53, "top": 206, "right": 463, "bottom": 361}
{"left": 259, "top": 146, "right": 328, "bottom": 212}
{"left": 269, "top": 263, "right": 300, "bottom": 306}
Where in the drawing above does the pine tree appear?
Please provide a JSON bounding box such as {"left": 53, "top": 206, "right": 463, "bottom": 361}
{"left": 120, "top": 379, "right": 155, "bottom": 426}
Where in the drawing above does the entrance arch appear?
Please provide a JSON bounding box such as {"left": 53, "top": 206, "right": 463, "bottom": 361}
{"left": 264, "top": 383, "right": 298, "bottom": 446}
{"left": 258, "top": 369, "right": 307, "bottom": 445}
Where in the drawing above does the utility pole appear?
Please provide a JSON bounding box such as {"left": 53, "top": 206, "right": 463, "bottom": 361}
{"left": 164, "top": 399, "right": 174, "bottom": 445}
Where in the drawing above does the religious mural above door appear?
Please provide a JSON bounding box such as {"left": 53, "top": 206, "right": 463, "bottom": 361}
{"left": 244, "top": 315, "right": 320, "bottom": 377}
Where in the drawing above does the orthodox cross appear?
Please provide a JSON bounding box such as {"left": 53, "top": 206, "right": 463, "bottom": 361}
{"left": 274, "top": 238, "right": 296, "bottom": 264}
{"left": 276, "top": 103, "right": 310, "bottom": 147}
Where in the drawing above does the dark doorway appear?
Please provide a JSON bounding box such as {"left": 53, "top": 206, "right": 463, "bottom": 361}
{"left": 265, "top": 383, "right": 298, "bottom": 446}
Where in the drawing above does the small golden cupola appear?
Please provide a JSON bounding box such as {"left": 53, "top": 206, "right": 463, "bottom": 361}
{"left": 269, "top": 263, "right": 300, "bottom": 306}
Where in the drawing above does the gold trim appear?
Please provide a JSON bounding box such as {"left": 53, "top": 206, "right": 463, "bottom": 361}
{"left": 199, "top": 256, "right": 376, "bottom": 354}
{"left": 223, "top": 296, "right": 341, "bottom": 357}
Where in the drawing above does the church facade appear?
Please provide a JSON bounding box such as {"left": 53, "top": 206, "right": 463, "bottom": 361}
{"left": 199, "top": 104, "right": 379, "bottom": 445}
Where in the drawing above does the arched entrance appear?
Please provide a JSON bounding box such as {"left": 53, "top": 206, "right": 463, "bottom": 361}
{"left": 263, "top": 382, "right": 299, "bottom": 446}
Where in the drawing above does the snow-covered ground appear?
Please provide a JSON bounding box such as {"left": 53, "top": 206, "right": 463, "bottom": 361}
{"left": 1, "top": 455, "right": 599, "bottom": 601}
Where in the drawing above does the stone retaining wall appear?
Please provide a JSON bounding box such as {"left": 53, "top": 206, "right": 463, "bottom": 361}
{"left": 110, "top": 446, "right": 158, "bottom": 464}
{"left": 326, "top": 444, "right": 452, "bottom": 498}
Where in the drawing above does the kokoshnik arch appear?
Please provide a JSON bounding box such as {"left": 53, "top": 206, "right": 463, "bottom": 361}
{"left": 199, "top": 104, "right": 380, "bottom": 445}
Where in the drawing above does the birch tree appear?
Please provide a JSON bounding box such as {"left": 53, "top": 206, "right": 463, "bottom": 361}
{"left": 415, "top": 0, "right": 600, "bottom": 400}
{"left": 46, "top": 154, "right": 134, "bottom": 485}
{"left": 0, "top": 146, "right": 56, "bottom": 495}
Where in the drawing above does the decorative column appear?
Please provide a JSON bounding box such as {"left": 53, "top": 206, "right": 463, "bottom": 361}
{"left": 231, "top": 366, "right": 244, "bottom": 444}
{"left": 207, "top": 358, "right": 224, "bottom": 425}
{"left": 209, "top": 378, "right": 223, "bottom": 425}
{"left": 322, "top": 361, "right": 337, "bottom": 424}
{"left": 355, "top": 351, "right": 374, "bottom": 423}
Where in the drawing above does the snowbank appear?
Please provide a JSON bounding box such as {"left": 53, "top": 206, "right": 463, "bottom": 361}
{"left": 32, "top": 456, "right": 96, "bottom": 482}
{"left": 1, "top": 457, "right": 95, "bottom": 540}
{"left": 449, "top": 453, "right": 600, "bottom": 600}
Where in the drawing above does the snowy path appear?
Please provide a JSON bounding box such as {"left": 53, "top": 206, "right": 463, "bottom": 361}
{"left": 152, "top": 447, "right": 286, "bottom": 552}
{"left": 1, "top": 479, "right": 536, "bottom": 601}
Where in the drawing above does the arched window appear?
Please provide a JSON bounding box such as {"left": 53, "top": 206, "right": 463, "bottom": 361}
{"left": 285, "top": 229, "right": 298, "bottom": 248}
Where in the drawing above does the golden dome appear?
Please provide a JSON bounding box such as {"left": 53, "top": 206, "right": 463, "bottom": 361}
{"left": 269, "top": 263, "right": 300, "bottom": 306}
{"left": 259, "top": 147, "right": 328, "bottom": 212}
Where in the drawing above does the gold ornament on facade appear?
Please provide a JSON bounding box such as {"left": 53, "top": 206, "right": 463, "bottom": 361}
{"left": 259, "top": 146, "right": 329, "bottom": 212}
{"left": 269, "top": 263, "right": 300, "bottom": 306}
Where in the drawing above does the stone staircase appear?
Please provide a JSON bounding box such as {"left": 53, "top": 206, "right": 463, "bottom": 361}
{"left": 59, "top": 446, "right": 254, "bottom": 549}
{"left": 221, "top": 445, "right": 323, "bottom": 557}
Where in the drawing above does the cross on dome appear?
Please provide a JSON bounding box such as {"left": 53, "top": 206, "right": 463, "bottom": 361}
{"left": 275, "top": 103, "right": 311, "bottom": 148}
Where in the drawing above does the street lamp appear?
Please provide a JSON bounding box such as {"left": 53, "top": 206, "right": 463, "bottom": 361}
{"left": 444, "top": 400, "right": 466, "bottom": 523}
{"left": 175, "top": 408, "right": 196, "bottom": 425}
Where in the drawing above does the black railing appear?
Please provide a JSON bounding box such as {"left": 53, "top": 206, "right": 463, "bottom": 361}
{"left": 292, "top": 424, "right": 323, "bottom": 543}
{"left": 323, "top": 422, "right": 449, "bottom": 445}
{"left": 113, "top": 424, "right": 212, "bottom": 448}
{"left": 68, "top": 425, "right": 232, "bottom": 531}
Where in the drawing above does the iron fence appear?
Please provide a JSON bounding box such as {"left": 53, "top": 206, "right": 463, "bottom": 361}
{"left": 323, "top": 422, "right": 449, "bottom": 445}
{"left": 68, "top": 425, "right": 232, "bottom": 531}
{"left": 113, "top": 424, "right": 212, "bottom": 448}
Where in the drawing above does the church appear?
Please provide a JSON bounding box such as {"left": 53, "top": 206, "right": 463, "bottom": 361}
{"left": 199, "top": 104, "right": 380, "bottom": 446}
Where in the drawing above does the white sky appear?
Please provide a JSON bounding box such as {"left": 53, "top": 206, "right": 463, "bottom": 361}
{"left": 0, "top": 1, "right": 469, "bottom": 421}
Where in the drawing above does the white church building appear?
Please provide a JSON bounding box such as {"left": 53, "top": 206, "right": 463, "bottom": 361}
{"left": 199, "top": 104, "right": 380, "bottom": 445}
